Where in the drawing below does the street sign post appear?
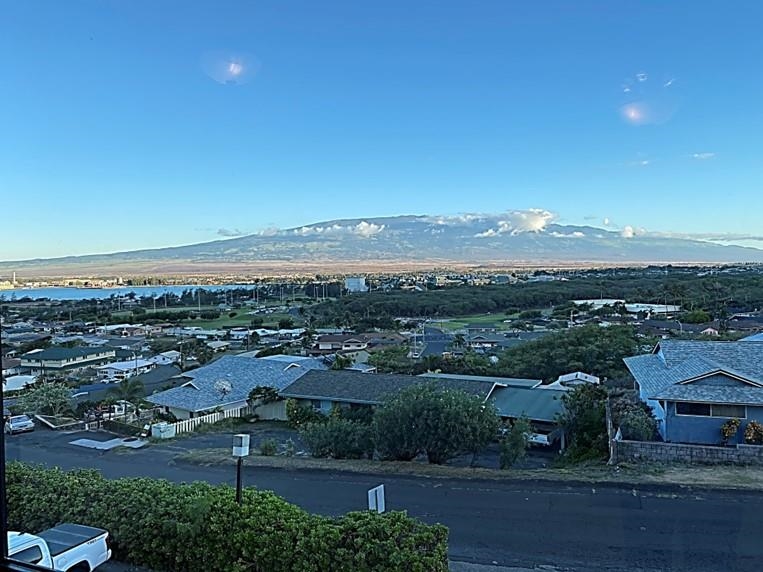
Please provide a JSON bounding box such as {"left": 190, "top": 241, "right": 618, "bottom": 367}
{"left": 368, "top": 484, "right": 385, "bottom": 513}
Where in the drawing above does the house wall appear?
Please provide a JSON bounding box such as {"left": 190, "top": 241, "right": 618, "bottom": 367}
{"left": 664, "top": 402, "right": 763, "bottom": 445}
{"left": 253, "top": 400, "right": 287, "bottom": 421}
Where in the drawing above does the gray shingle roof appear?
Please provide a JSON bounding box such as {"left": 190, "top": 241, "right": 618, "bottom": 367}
{"left": 22, "top": 347, "right": 113, "bottom": 360}
{"left": 280, "top": 370, "right": 495, "bottom": 405}
{"left": 624, "top": 340, "right": 763, "bottom": 405}
{"left": 653, "top": 384, "right": 763, "bottom": 405}
{"left": 146, "top": 355, "right": 326, "bottom": 413}
{"left": 418, "top": 372, "right": 541, "bottom": 388}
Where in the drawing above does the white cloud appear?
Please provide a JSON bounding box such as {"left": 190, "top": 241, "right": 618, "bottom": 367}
{"left": 664, "top": 78, "right": 675, "bottom": 88}
{"left": 425, "top": 213, "right": 487, "bottom": 225}
{"left": 217, "top": 228, "right": 247, "bottom": 237}
{"left": 692, "top": 152, "right": 716, "bottom": 160}
{"left": 603, "top": 218, "right": 611, "bottom": 226}
{"left": 473, "top": 209, "right": 556, "bottom": 238}
{"left": 550, "top": 231, "right": 585, "bottom": 238}
{"left": 291, "top": 221, "right": 385, "bottom": 238}
{"left": 621, "top": 226, "right": 636, "bottom": 239}
{"left": 636, "top": 72, "right": 648, "bottom": 82}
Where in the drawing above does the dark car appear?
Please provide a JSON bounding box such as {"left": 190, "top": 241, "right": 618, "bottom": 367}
{"left": 5, "top": 414, "right": 35, "bottom": 435}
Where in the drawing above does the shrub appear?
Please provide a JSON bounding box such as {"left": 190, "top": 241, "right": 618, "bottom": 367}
{"left": 259, "top": 438, "right": 277, "bottom": 456}
{"left": 285, "top": 399, "right": 326, "bottom": 429}
{"left": 721, "top": 418, "right": 741, "bottom": 444}
{"left": 301, "top": 418, "right": 373, "bottom": 459}
{"left": 499, "top": 417, "right": 532, "bottom": 469}
{"left": 284, "top": 438, "right": 296, "bottom": 457}
{"left": 373, "top": 384, "right": 500, "bottom": 464}
{"left": 6, "top": 463, "right": 448, "bottom": 572}
{"left": 745, "top": 420, "right": 763, "bottom": 444}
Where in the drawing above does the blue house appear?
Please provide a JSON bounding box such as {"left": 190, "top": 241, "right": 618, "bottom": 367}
{"left": 624, "top": 340, "right": 763, "bottom": 445}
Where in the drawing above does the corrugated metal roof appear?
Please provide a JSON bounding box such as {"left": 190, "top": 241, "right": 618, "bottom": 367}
{"left": 488, "top": 386, "right": 566, "bottom": 422}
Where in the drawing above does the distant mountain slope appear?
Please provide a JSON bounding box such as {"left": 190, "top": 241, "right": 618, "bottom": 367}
{"left": 3, "top": 213, "right": 762, "bottom": 274}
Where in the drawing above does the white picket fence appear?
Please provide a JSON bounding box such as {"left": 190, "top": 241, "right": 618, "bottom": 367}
{"left": 170, "top": 405, "right": 253, "bottom": 436}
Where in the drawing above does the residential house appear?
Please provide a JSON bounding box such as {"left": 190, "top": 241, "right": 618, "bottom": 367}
{"left": 145, "top": 355, "right": 327, "bottom": 420}
{"left": 624, "top": 340, "right": 763, "bottom": 445}
{"left": 465, "top": 323, "right": 498, "bottom": 336}
{"left": 1, "top": 357, "right": 21, "bottom": 377}
{"left": 280, "top": 370, "right": 498, "bottom": 415}
{"left": 96, "top": 359, "right": 155, "bottom": 382}
{"left": 72, "top": 364, "right": 182, "bottom": 404}
{"left": 314, "top": 334, "right": 368, "bottom": 353}
{"left": 148, "top": 350, "right": 182, "bottom": 366}
{"left": 488, "top": 385, "right": 567, "bottom": 446}
{"left": 206, "top": 340, "right": 230, "bottom": 352}
{"left": 20, "top": 347, "right": 116, "bottom": 375}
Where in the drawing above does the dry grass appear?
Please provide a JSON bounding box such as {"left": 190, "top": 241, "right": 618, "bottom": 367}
{"left": 173, "top": 448, "right": 763, "bottom": 490}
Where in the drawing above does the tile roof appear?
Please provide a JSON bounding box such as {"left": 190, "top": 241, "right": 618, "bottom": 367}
{"left": 280, "top": 370, "right": 495, "bottom": 405}
{"left": 146, "top": 355, "right": 326, "bottom": 413}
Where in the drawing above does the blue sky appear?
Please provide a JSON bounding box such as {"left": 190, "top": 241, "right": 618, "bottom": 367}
{"left": 2, "top": 1, "right": 762, "bottom": 259}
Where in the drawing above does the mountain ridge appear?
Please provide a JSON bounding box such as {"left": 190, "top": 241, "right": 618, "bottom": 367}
{"left": 3, "top": 213, "right": 762, "bottom": 275}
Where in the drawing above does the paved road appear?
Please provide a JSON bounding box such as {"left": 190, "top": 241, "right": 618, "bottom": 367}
{"left": 7, "top": 430, "right": 763, "bottom": 572}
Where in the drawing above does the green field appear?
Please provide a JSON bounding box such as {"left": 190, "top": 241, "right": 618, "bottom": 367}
{"left": 180, "top": 312, "right": 300, "bottom": 330}
{"left": 429, "top": 313, "right": 517, "bottom": 331}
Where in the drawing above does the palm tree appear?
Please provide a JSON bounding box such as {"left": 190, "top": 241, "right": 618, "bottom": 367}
{"left": 108, "top": 378, "right": 146, "bottom": 413}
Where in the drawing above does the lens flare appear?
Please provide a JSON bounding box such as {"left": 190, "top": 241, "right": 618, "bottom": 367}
{"left": 201, "top": 51, "right": 259, "bottom": 85}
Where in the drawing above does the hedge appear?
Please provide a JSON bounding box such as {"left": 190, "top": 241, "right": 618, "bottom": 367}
{"left": 6, "top": 463, "right": 448, "bottom": 572}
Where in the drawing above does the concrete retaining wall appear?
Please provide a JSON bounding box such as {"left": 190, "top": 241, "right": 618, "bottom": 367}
{"left": 613, "top": 439, "right": 763, "bottom": 465}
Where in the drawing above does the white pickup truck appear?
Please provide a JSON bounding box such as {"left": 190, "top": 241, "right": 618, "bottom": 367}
{"left": 8, "top": 523, "right": 112, "bottom": 571}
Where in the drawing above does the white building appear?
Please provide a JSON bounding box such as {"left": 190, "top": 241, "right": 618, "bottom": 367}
{"left": 344, "top": 277, "right": 368, "bottom": 293}
{"left": 148, "top": 350, "right": 181, "bottom": 366}
{"left": 97, "top": 359, "right": 155, "bottom": 382}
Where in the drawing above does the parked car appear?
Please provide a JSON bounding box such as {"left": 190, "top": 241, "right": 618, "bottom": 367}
{"left": 9, "top": 523, "right": 112, "bottom": 570}
{"left": 5, "top": 414, "right": 35, "bottom": 435}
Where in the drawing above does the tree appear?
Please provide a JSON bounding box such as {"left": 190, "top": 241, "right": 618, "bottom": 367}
{"left": 557, "top": 384, "right": 609, "bottom": 461}
{"left": 285, "top": 399, "right": 325, "bottom": 429}
{"left": 108, "top": 378, "right": 146, "bottom": 409}
{"left": 500, "top": 416, "right": 532, "bottom": 469}
{"left": 16, "top": 383, "right": 73, "bottom": 417}
{"left": 278, "top": 317, "right": 294, "bottom": 330}
{"left": 331, "top": 354, "right": 354, "bottom": 370}
{"left": 248, "top": 386, "right": 279, "bottom": 405}
{"left": 497, "top": 325, "right": 643, "bottom": 382}
{"left": 373, "top": 384, "right": 500, "bottom": 464}
{"left": 682, "top": 309, "right": 711, "bottom": 324}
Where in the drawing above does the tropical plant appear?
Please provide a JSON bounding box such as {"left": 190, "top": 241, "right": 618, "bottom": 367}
{"left": 721, "top": 418, "right": 741, "bottom": 444}
{"left": 259, "top": 438, "right": 277, "bottom": 456}
{"left": 107, "top": 378, "right": 146, "bottom": 409}
{"left": 15, "top": 382, "right": 73, "bottom": 417}
{"left": 744, "top": 420, "right": 763, "bottom": 444}
{"left": 301, "top": 417, "right": 373, "bottom": 459}
{"left": 285, "top": 399, "right": 326, "bottom": 429}
{"left": 557, "top": 383, "right": 609, "bottom": 461}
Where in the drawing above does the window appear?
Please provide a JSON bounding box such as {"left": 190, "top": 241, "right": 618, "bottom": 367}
{"left": 10, "top": 546, "right": 43, "bottom": 565}
{"left": 310, "top": 400, "right": 322, "bottom": 411}
{"left": 711, "top": 404, "right": 747, "bottom": 419}
{"left": 675, "top": 402, "right": 711, "bottom": 416}
{"left": 675, "top": 402, "right": 747, "bottom": 418}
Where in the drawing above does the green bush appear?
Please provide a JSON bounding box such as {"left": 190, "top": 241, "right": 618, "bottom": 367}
{"left": 499, "top": 417, "right": 532, "bottom": 469}
{"left": 301, "top": 418, "right": 373, "bottom": 459}
{"left": 259, "top": 438, "right": 277, "bottom": 456}
{"left": 285, "top": 398, "right": 326, "bottom": 429}
{"left": 6, "top": 463, "right": 448, "bottom": 572}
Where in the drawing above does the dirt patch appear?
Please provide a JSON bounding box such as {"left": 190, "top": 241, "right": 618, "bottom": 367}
{"left": 173, "top": 448, "right": 763, "bottom": 491}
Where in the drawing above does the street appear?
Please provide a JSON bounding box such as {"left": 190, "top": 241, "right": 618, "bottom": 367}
{"left": 6, "top": 429, "right": 763, "bottom": 572}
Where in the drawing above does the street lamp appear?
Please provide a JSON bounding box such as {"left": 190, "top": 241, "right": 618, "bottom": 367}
{"left": 232, "top": 433, "right": 250, "bottom": 504}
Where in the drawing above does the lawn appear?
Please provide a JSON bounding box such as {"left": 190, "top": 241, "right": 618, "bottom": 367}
{"left": 433, "top": 313, "right": 518, "bottom": 331}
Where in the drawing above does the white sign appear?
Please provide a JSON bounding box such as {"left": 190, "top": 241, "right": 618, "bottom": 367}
{"left": 368, "top": 484, "right": 385, "bottom": 513}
